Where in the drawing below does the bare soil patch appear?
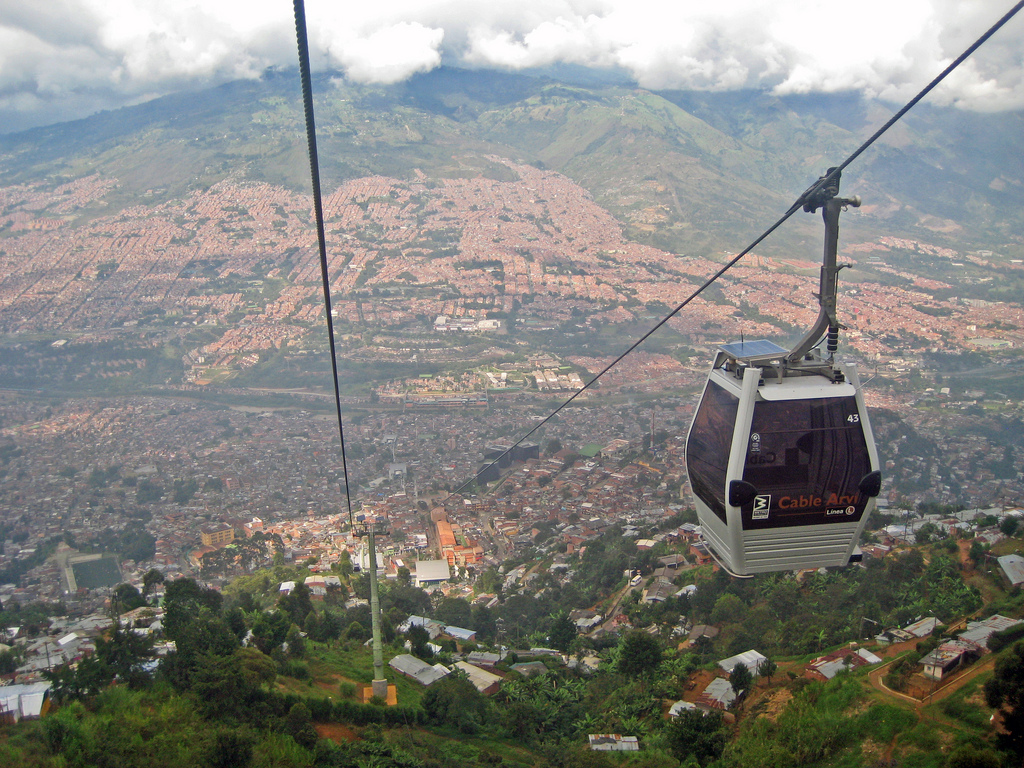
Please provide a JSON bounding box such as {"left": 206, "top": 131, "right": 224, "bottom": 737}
{"left": 315, "top": 722, "right": 359, "bottom": 743}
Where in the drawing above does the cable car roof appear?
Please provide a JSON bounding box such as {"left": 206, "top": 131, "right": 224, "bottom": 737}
{"left": 757, "top": 376, "right": 857, "bottom": 401}
{"left": 718, "top": 339, "right": 788, "bottom": 362}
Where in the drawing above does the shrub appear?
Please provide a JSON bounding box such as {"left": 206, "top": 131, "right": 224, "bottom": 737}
{"left": 278, "top": 660, "right": 310, "bottom": 680}
{"left": 308, "top": 697, "right": 333, "bottom": 722}
{"left": 987, "top": 623, "right": 1024, "bottom": 653}
{"left": 338, "top": 681, "right": 357, "bottom": 699}
{"left": 856, "top": 704, "right": 917, "bottom": 743}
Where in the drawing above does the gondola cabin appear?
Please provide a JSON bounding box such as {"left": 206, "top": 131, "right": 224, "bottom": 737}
{"left": 686, "top": 340, "right": 881, "bottom": 576}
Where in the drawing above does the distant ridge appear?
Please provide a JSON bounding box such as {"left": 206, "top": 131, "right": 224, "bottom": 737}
{"left": 1, "top": 66, "right": 1021, "bottom": 256}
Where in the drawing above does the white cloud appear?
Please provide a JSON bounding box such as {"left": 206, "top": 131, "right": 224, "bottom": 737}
{"left": 323, "top": 22, "right": 444, "bottom": 84}
{"left": 0, "top": 0, "right": 1022, "bottom": 132}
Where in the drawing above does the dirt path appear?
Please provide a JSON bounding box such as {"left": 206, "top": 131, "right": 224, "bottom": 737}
{"left": 315, "top": 722, "right": 359, "bottom": 743}
{"left": 591, "top": 581, "right": 641, "bottom": 635}
{"left": 957, "top": 539, "right": 972, "bottom": 569}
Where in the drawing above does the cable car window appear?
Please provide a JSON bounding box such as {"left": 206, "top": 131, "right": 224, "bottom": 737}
{"left": 741, "top": 395, "right": 871, "bottom": 529}
{"left": 687, "top": 381, "right": 739, "bottom": 523}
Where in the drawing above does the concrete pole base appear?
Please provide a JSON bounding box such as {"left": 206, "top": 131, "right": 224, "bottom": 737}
{"left": 371, "top": 678, "right": 390, "bottom": 699}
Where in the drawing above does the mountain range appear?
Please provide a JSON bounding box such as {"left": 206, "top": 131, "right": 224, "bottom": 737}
{"left": 2, "top": 66, "right": 1021, "bottom": 261}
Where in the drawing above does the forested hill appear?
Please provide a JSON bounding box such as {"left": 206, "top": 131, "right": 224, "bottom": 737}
{"left": 5, "top": 517, "right": 1024, "bottom": 767}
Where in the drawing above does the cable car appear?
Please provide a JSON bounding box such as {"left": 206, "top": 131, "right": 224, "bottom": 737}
{"left": 686, "top": 173, "right": 882, "bottom": 576}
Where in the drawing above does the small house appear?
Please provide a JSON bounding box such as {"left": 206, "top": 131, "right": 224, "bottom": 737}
{"left": 920, "top": 640, "right": 980, "bottom": 681}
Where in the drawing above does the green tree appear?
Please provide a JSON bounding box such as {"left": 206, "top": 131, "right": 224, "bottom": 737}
{"left": 119, "top": 526, "right": 157, "bottom": 562}
{"left": 408, "top": 625, "right": 433, "bottom": 659}
{"left": 45, "top": 655, "right": 112, "bottom": 701}
{"left": 135, "top": 479, "right": 163, "bottom": 503}
{"left": 285, "top": 624, "right": 306, "bottom": 659}
{"left": 165, "top": 578, "right": 222, "bottom": 620}
{"left": 730, "top": 662, "right": 752, "bottom": 696}
{"left": 984, "top": 641, "right": 1024, "bottom": 754}
{"left": 757, "top": 657, "right": 778, "bottom": 683}
{"left": 335, "top": 550, "right": 353, "bottom": 578}
{"left": 947, "top": 744, "right": 1003, "bottom": 768}
{"left": 226, "top": 606, "right": 248, "bottom": 640}
{"left": 382, "top": 582, "right": 431, "bottom": 618}
{"left": 916, "top": 521, "right": 939, "bottom": 544}
{"left": 250, "top": 611, "right": 291, "bottom": 656}
{"left": 284, "top": 702, "right": 319, "bottom": 750}
{"left": 665, "top": 709, "right": 727, "bottom": 767}
{"left": 277, "top": 582, "right": 314, "bottom": 626}
{"left": 315, "top": 610, "right": 342, "bottom": 642}
{"left": 434, "top": 596, "right": 473, "bottom": 628}
{"left": 477, "top": 566, "right": 502, "bottom": 594}
{"left": 422, "top": 674, "right": 487, "bottom": 734}
{"left": 549, "top": 612, "right": 577, "bottom": 653}
{"left": 969, "top": 539, "right": 987, "bottom": 567}
{"left": 141, "top": 568, "right": 165, "bottom": 597}
{"left": 161, "top": 613, "right": 240, "bottom": 690}
{"left": 98, "top": 623, "right": 156, "bottom": 685}
{"left": 302, "top": 610, "right": 320, "bottom": 641}
{"left": 710, "top": 593, "right": 745, "bottom": 624}
{"left": 350, "top": 573, "right": 370, "bottom": 601}
{"left": 173, "top": 478, "right": 199, "bottom": 505}
{"left": 345, "top": 620, "right": 368, "bottom": 642}
{"left": 46, "top": 623, "right": 155, "bottom": 699}
{"left": 0, "top": 647, "right": 19, "bottom": 675}
{"left": 616, "top": 631, "right": 663, "bottom": 679}
{"left": 190, "top": 650, "right": 270, "bottom": 723}
{"left": 111, "top": 583, "right": 146, "bottom": 614}
{"left": 204, "top": 729, "right": 255, "bottom": 768}
{"left": 472, "top": 604, "right": 497, "bottom": 641}
{"left": 1000, "top": 516, "right": 1019, "bottom": 537}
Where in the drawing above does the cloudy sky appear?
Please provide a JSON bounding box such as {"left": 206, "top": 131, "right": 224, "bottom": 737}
{"left": 1, "top": 0, "right": 1022, "bottom": 133}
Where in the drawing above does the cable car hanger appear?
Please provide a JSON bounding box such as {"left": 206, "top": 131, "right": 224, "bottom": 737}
{"left": 734, "top": 168, "right": 863, "bottom": 387}
{"left": 789, "top": 169, "right": 859, "bottom": 369}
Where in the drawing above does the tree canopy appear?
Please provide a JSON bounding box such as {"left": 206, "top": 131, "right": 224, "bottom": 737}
{"left": 616, "top": 631, "right": 663, "bottom": 679}
{"left": 985, "top": 641, "right": 1024, "bottom": 755}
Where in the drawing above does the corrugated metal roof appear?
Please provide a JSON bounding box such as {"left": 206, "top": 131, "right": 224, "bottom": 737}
{"left": 453, "top": 661, "right": 502, "bottom": 693}
{"left": 697, "top": 677, "right": 737, "bottom": 709}
{"left": 0, "top": 683, "right": 50, "bottom": 722}
{"left": 443, "top": 625, "right": 476, "bottom": 641}
{"left": 902, "top": 617, "right": 939, "bottom": 638}
{"left": 813, "top": 659, "right": 848, "bottom": 679}
{"left": 960, "top": 614, "right": 1024, "bottom": 646}
{"left": 388, "top": 654, "right": 450, "bottom": 686}
{"left": 718, "top": 649, "right": 767, "bottom": 674}
{"left": 588, "top": 734, "right": 640, "bottom": 751}
{"left": 857, "top": 648, "right": 883, "bottom": 664}
{"left": 669, "top": 700, "right": 698, "bottom": 717}
{"left": 414, "top": 559, "right": 451, "bottom": 583}
{"left": 998, "top": 554, "right": 1024, "bottom": 586}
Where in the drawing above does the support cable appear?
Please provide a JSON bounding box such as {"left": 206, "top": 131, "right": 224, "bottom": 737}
{"left": 293, "top": 0, "right": 355, "bottom": 523}
{"left": 789, "top": 0, "right": 1024, "bottom": 215}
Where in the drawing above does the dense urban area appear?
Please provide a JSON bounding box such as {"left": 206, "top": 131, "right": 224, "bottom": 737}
{"left": 1, "top": 82, "right": 1023, "bottom": 767}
